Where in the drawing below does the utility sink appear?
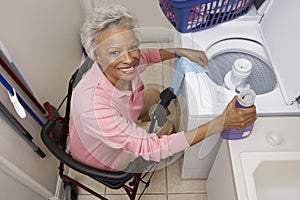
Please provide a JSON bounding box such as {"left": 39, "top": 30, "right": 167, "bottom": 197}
{"left": 240, "top": 152, "right": 300, "bottom": 200}
{"left": 207, "top": 117, "right": 300, "bottom": 200}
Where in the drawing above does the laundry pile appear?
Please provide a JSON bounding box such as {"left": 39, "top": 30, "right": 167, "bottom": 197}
{"left": 160, "top": 0, "right": 253, "bottom": 31}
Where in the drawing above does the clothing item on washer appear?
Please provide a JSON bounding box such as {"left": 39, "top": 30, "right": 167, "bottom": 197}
{"left": 170, "top": 57, "right": 213, "bottom": 96}
{"left": 162, "top": 0, "right": 253, "bottom": 30}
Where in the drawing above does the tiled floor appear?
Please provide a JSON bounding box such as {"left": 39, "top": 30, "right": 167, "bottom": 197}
{"left": 69, "top": 156, "right": 207, "bottom": 200}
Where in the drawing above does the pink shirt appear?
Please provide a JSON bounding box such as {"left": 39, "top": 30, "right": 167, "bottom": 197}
{"left": 69, "top": 49, "right": 189, "bottom": 171}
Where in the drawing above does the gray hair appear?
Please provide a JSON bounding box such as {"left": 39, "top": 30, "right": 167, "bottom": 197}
{"left": 81, "top": 5, "right": 138, "bottom": 60}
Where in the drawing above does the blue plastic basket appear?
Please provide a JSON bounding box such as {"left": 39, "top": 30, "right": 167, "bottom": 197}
{"left": 159, "top": 0, "right": 254, "bottom": 33}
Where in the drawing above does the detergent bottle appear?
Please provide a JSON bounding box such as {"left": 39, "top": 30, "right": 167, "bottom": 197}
{"left": 221, "top": 88, "right": 256, "bottom": 140}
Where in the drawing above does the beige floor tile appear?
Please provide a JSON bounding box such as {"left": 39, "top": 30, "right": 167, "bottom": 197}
{"left": 135, "top": 194, "right": 167, "bottom": 200}
{"left": 104, "top": 194, "right": 132, "bottom": 200}
{"left": 77, "top": 194, "right": 104, "bottom": 200}
{"left": 137, "top": 165, "right": 167, "bottom": 194}
{"left": 68, "top": 168, "right": 105, "bottom": 195}
{"left": 140, "top": 63, "right": 163, "bottom": 86}
{"left": 168, "top": 193, "right": 207, "bottom": 200}
{"left": 167, "top": 156, "right": 207, "bottom": 194}
{"left": 162, "top": 59, "right": 175, "bottom": 86}
{"left": 106, "top": 194, "right": 167, "bottom": 200}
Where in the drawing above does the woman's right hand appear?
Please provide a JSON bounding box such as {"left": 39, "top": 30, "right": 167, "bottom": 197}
{"left": 219, "top": 96, "right": 257, "bottom": 131}
{"left": 184, "top": 95, "right": 257, "bottom": 146}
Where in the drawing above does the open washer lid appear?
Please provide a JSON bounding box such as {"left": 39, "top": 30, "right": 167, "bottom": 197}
{"left": 258, "top": 0, "right": 300, "bottom": 105}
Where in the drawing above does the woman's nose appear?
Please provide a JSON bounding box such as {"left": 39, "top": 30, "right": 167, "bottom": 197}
{"left": 122, "top": 51, "right": 135, "bottom": 64}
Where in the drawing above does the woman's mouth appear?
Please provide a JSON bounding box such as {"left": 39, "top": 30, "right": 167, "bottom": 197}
{"left": 118, "top": 65, "right": 136, "bottom": 74}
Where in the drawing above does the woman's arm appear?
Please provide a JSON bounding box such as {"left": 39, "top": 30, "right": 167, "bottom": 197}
{"left": 159, "top": 48, "right": 208, "bottom": 67}
{"left": 184, "top": 96, "right": 257, "bottom": 145}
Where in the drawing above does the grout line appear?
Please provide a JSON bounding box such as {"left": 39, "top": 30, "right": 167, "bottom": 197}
{"left": 165, "top": 162, "right": 169, "bottom": 200}
{"left": 161, "top": 42, "right": 165, "bottom": 88}
{"left": 104, "top": 186, "right": 107, "bottom": 197}
{"left": 162, "top": 62, "right": 164, "bottom": 88}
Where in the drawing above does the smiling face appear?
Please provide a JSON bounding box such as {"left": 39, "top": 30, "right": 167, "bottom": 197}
{"left": 95, "top": 27, "right": 141, "bottom": 89}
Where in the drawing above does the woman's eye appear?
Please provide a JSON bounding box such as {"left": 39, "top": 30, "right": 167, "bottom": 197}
{"left": 130, "top": 45, "right": 139, "bottom": 51}
{"left": 109, "top": 51, "right": 119, "bottom": 56}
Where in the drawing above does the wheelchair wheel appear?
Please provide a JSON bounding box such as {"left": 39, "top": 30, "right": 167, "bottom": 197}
{"left": 64, "top": 181, "right": 78, "bottom": 200}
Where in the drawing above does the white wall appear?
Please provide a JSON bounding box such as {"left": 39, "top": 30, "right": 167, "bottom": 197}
{"left": 0, "top": 0, "right": 84, "bottom": 106}
{"left": 91, "top": 0, "right": 173, "bottom": 29}
{"left": 0, "top": 0, "right": 84, "bottom": 199}
{"left": 0, "top": 170, "right": 43, "bottom": 200}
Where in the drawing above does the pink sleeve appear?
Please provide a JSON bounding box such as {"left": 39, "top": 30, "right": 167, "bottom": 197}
{"left": 138, "top": 49, "right": 162, "bottom": 73}
{"left": 80, "top": 102, "right": 190, "bottom": 162}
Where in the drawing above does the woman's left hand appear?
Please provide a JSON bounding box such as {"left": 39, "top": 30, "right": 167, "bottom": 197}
{"left": 176, "top": 48, "right": 208, "bottom": 67}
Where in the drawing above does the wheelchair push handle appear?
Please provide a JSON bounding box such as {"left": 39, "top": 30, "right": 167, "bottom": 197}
{"left": 159, "top": 87, "right": 177, "bottom": 109}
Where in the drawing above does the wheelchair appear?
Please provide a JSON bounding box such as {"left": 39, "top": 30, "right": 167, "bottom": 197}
{"left": 41, "top": 57, "right": 177, "bottom": 200}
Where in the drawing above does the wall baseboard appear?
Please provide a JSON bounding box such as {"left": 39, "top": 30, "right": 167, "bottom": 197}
{"left": 0, "top": 154, "right": 54, "bottom": 199}
{"left": 49, "top": 176, "right": 63, "bottom": 200}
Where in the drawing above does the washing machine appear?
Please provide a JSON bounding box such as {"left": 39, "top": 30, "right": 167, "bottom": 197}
{"left": 179, "top": 0, "right": 300, "bottom": 179}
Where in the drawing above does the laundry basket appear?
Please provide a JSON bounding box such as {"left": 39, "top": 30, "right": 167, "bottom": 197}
{"left": 159, "top": 0, "right": 254, "bottom": 33}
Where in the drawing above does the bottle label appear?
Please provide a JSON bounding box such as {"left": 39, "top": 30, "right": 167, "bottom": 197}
{"left": 221, "top": 88, "right": 256, "bottom": 140}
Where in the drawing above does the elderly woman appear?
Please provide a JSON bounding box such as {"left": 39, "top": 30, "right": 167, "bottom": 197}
{"left": 69, "top": 5, "right": 256, "bottom": 171}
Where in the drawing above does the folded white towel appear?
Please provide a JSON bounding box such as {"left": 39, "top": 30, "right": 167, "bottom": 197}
{"left": 170, "top": 57, "right": 213, "bottom": 96}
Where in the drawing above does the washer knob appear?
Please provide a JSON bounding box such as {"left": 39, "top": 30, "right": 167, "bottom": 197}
{"left": 266, "top": 132, "right": 283, "bottom": 146}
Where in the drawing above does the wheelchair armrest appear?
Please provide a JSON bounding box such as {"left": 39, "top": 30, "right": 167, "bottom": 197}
{"left": 41, "top": 120, "right": 141, "bottom": 182}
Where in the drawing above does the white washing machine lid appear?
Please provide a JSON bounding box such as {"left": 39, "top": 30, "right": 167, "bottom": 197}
{"left": 259, "top": 0, "right": 300, "bottom": 105}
